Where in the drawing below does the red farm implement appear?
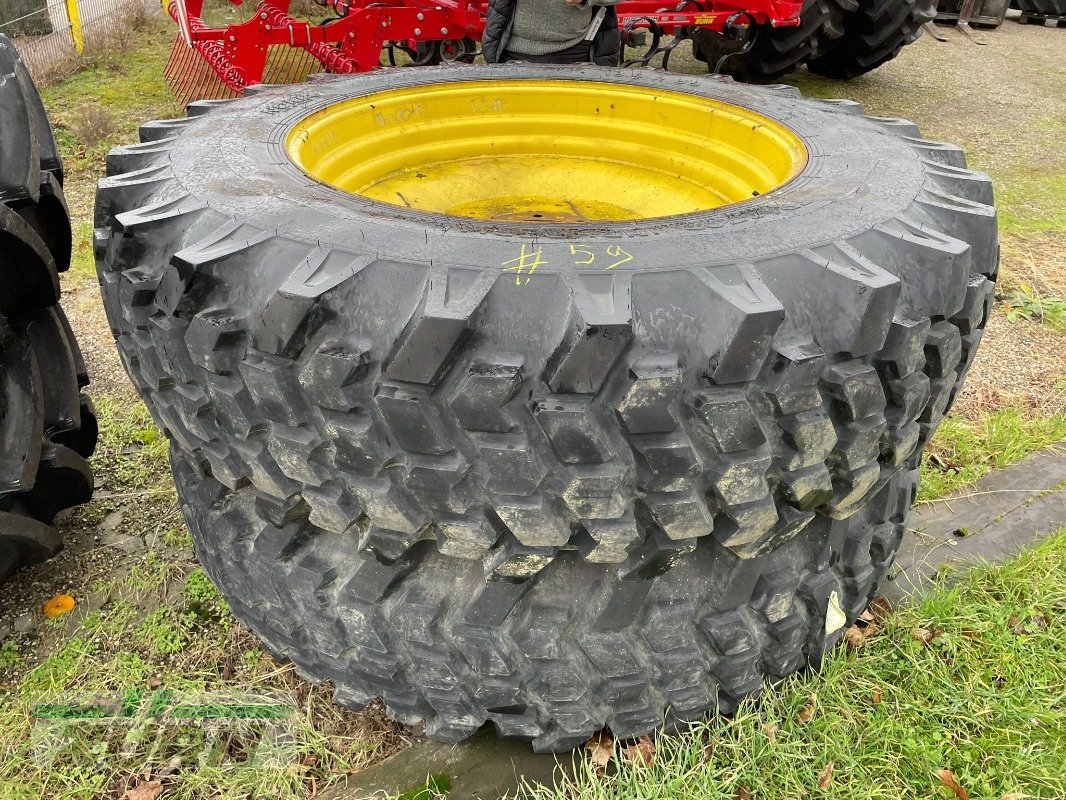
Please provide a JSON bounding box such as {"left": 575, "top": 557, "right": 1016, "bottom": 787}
{"left": 163, "top": 0, "right": 803, "bottom": 103}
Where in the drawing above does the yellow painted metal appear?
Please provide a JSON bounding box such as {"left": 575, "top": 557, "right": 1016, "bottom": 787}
{"left": 65, "top": 0, "right": 84, "bottom": 54}
{"left": 286, "top": 80, "right": 808, "bottom": 223}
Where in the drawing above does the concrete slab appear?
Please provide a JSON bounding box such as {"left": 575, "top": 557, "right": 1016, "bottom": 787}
{"left": 883, "top": 445, "right": 1065, "bottom": 602}
{"left": 320, "top": 445, "right": 1065, "bottom": 800}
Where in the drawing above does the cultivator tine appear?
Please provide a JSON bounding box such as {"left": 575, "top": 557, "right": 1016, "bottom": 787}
{"left": 265, "top": 43, "right": 330, "bottom": 85}
{"left": 955, "top": 0, "right": 989, "bottom": 43}
{"left": 165, "top": 37, "right": 199, "bottom": 105}
{"left": 174, "top": 51, "right": 201, "bottom": 105}
{"left": 293, "top": 49, "right": 318, "bottom": 83}
{"left": 195, "top": 60, "right": 219, "bottom": 102}
{"left": 279, "top": 45, "right": 301, "bottom": 84}
{"left": 921, "top": 20, "right": 951, "bottom": 41}
{"left": 163, "top": 35, "right": 190, "bottom": 87}
{"left": 165, "top": 36, "right": 239, "bottom": 105}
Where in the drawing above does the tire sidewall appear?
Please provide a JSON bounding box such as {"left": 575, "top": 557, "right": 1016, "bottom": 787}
{"left": 162, "top": 65, "right": 928, "bottom": 273}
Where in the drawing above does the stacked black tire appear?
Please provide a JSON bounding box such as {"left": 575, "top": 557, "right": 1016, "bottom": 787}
{"left": 1, "top": 36, "right": 97, "bottom": 582}
{"left": 694, "top": 0, "right": 937, "bottom": 82}
{"left": 96, "top": 67, "right": 997, "bottom": 751}
{"left": 1012, "top": 0, "right": 1066, "bottom": 19}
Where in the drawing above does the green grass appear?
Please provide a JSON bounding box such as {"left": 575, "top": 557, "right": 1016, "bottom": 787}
{"left": 0, "top": 528, "right": 391, "bottom": 800}
{"left": 89, "top": 395, "right": 170, "bottom": 492}
{"left": 991, "top": 163, "right": 1066, "bottom": 240}
{"left": 918, "top": 408, "right": 1066, "bottom": 503}
{"left": 521, "top": 530, "right": 1066, "bottom": 800}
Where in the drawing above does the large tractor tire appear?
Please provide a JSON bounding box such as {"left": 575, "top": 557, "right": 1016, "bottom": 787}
{"left": 1012, "top": 0, "right": 1066, "bottom": 16}
{"left": 1, "top": 35, "right": 97, "bottom": 582}
{"left": 96, "top": 67, "right": 997, "bottom": 751}
{"left": 806, "top": 0, "right": 936, "bottom": 80}
{"left": 691, "top": 0, "right": 846, "bottom": 82}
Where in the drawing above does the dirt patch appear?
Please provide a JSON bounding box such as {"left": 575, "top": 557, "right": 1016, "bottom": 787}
{"left": 952, "top": 311, "right": 1065, "bottom": 419}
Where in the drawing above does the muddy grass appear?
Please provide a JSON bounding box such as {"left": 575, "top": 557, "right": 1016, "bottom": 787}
{"left": 0, "top": 14, "right": 1063, "bottom": 799}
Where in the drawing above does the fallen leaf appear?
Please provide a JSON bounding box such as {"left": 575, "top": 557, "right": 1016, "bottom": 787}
{"left": 867, "top": 595, "right": 893, "bottom": 621}
{"left": 622, "top": 736, "right": 656, "bottom": 766}
{"left": 844, "top": 623, "right": 878, "bottom": 650}
{"left": 221, "top": 651, "right": 235, "bottom": 681}
{"left": 149, "top": 678, "right": 162, "bottom": 689}
{"left": 732, "top": 788, "right": 752, "bottom": 800}
{"left": 762, "top": 723, "right": 778, "bottom": 745}
{"left": 43, "top": 594, "right": 76, "bottom": 620}
{"left": 796, "top": 694, "right": 817, "bottom": 725}
{"left": 872, "top": 687, "right": 883, "bottom": 705}
{"left": 123, "top": 780, "right": 163, "bottom": 800}
{"left": 702, "top": 741, "right": 715, "bottom": 762}
{"left": 1008, "top": 616, "right": 1026, "bottom": 635}
{"left": 584, "top": 731, "right": 614, "bottom": 771}
{"left": 912, "top": 627, "right": 936, "bottom": 645}
{"left": 818, "top": 761, "right": 835, "bottom": 790}
{"left": 938, "top": 769, "right": 969, "bottom": 800}
{"left": 1032, "top": 615, "right": 1048, "bottom": 631}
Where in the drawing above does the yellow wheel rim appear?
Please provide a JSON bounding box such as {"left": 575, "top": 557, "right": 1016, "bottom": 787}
{"left": 286, "top": 80, "right": 808, "bottom": 223}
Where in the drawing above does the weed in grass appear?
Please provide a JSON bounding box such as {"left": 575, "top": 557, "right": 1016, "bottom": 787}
{"left": 70, "top": 104, "right": 119, "bottom": 150}
{"left": 182, "top": 568, "right": 219, "bottom": 608}
{"left": 0, "top": 640, "right": 21, "bottom": 671}
{"left": 160, "top": 526, "right": 193, "bottom": 549}
{"left": 136, "top": 608, "right": 187, "bottom": 656}
{"left": 90, "top": 396, "right": 170, "bottom": 492}
{"left": 125, "top": 552, "right": 177, "bottom": 596}
{"left": 918, "top": 407, "right": 1066, "bottom": 502}
{"left": 1002, "top": 284, "right": 1066, "bottom": 330}
{"left": 66, "top": 220, "right": 96, "bottom": 287}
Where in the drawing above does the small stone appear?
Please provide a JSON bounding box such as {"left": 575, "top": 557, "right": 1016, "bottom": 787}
{"left": 101, "top": 510, "right": 124, "bottom": 532}
{"left": 108, "top": 536, "right": 146, "bottom": 555}
{"left": 13, "top": 612, "right": 35, "bottom": 634}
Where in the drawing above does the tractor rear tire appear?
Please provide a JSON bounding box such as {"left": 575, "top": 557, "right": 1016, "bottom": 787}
{"left": 0, "top": 35, "right": 97, "bottom": 583}
{"left": 806, "top": 0, "right": 936, "bottom": 80}
{"left": 691, "top": 0, "right": 845, "bottom": 82}
{"left": 97, "top": 67, "right": 997, "bottom": 750}
{"left": 1013, "top": 0, "right": 1066, "bottom": 16}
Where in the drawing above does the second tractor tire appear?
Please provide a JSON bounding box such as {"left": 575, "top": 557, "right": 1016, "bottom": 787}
{"left": 1012, "top": 0, "right": 1066, "bottom": 16}
{"left": 806, "top": 0, "right": 937, "bottom": 79}
{"left": 691, "top": 0, "right": 846, "bottom": 82}
{"left": 1, "top": 35, "right": 96, "bottom": 583}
